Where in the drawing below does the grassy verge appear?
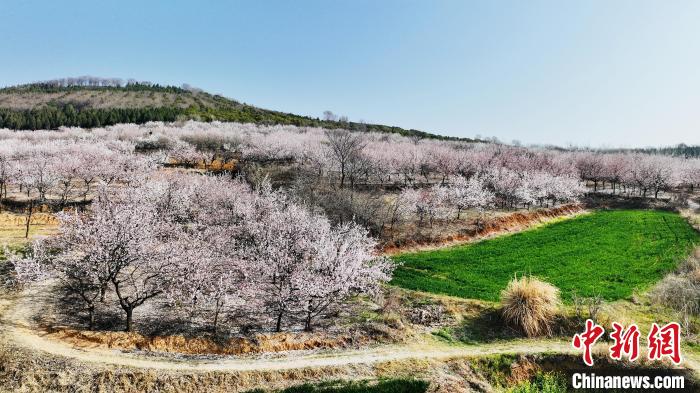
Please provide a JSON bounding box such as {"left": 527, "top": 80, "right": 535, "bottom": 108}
{"left": 392, "top": 210, "right": 699, "bottom": 302}
{"left": 245, "top": 379, "right": 429, "bottom": 393}
{"left": 471, "top": 354, "right": 699, "bottom": 393}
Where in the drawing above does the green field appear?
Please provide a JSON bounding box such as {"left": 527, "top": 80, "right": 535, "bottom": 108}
{"left": 391, "top": 210, "right": 700, "bottom": 301}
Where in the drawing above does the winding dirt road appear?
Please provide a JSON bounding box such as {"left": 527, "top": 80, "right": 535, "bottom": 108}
{"left": 1, "top": 283, "right": 579, "bottom": 371}
{"left": 2, "top": 284, "right": 699, "bottom": 376}
{"left": 6, "top": 325, "right": 575, "bottom": 372}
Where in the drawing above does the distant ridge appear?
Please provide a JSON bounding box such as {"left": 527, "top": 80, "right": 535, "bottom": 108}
{"left": 0, "top": 77, "right": 472, "bottom": 141}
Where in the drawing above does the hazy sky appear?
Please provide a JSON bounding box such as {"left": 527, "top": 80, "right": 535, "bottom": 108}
{"left": 1, "top": 0, "right": 699, "bottom": 147}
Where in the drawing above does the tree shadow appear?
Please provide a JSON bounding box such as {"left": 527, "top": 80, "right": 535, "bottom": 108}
{"left": 456, "top": 308, "right": 521, "bottom": 343}
{"left": 456, "top": 308, "right": 580, "bottom": 344}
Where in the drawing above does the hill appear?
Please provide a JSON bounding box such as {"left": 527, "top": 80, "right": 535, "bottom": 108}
{"left": 0, "top": 77, "right": 467, "bottom": 141}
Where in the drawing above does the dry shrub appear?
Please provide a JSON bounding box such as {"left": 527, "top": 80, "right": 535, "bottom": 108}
{"left": 378, "top": 288, "right": 403, "bottom": 315}
{"left": 690, "top": 268, "right": 700, "bottom": 284}
{"left": 652, "top": 275, "right": 700, "bottom": 333}
{"left": 586, "top": 294, "right": 603, "bottom": 323}
{"left": 500, "top": 276, "right": 561, "bottom": 337}
{"left": 409, "top": 304, "right": 444, "bottom": 326}
{"left": 652, "top": 250, "right": 700, "bottom": 333}
{"left": 507, "top": 357, "right": 540, "bottom": 386}
{"left": 680, "top": 250, "right": 700, "bottom": 283}
{"left": 652, "top": 275, "right": 699, "bottom": 312}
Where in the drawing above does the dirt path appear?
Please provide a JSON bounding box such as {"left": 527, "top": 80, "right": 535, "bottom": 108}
{"left": 6, "top": 325, "right": 575, "bottom": 372}
{"left": 2, "top": 284, "right": 699, "bottom": 376}
{"left": 0, "top": 283, "right": 572, "bottom": 371}
{"left": 688, "top": 197, "right": 700, "bottom": 211}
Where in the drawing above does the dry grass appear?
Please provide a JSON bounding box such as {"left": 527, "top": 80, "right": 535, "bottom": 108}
{"left": 651, "top": 249, "right": 700, "bottom": 334}
{"left": 379, "top": 286, "right": 492, "bottom": 329}
{"left": 42, "top": 328, "right": 382, "bottom": 355}
{"left": 0, "top": 212, "right": 59, "bottom": 247}
{"left": 167, "top": 158, "right": 237, "bottom": 171}
{"left": 0, "top": 339, "right": 503, "bottom": 393}
{"left": 0, "top": 340, "right": 431, "bottom": 393}
{"left": 2, "top": 334, "right": 695, "bottom": 392}
{"left": 0, "top": 342, "right": 363, "bottom": 393}
{"left": 500, "top": 276, "right": 561, "bottom": 337}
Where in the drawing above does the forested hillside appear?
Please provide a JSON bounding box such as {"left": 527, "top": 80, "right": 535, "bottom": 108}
{"left": 0, "top": 77, "right": 465, "bottom": 141}
{"left": 604, "top": 144, "right": 700, "bottom": 158}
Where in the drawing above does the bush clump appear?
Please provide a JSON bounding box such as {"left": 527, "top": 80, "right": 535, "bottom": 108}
{"left": 500, "top": 276, "right": 561, "bottom": 337}
{"left": 506, "top": 372, "right": 567, "bottom": 393}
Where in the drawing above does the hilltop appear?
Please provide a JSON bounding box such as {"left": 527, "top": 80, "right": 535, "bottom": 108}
{"left": 0, "top": 77, "right": 467, "bottom": 141}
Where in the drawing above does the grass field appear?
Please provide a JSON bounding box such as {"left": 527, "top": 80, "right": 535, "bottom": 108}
{"left": 391, "top": 210, "right": 700, "bottom": 302}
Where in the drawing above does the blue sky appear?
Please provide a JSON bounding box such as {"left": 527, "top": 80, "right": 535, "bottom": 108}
{"left": 1, "top": 0, "right": 699, "bottom": 147}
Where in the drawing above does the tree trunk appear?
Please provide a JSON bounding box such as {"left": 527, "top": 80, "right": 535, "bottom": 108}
{"left": 212, "top": 299, "right": 223, "bottom": 333}
{"left": 88, "top": 306, "right": 95, "bottom": 330}
{"left": 124, "top": 307, "right": 134, "bottom": 332}
{"left": 304, "top": 312, "right": 313, "bottom": 332}
{"left": 340, "top": 165, "right": 346, "bottom": 188}
{"left": 304, "top": 300, "right": 314, "bottom": 332}
{"left": 24, "top": 200, "right": 34, "bottom": 238}
{"left": 83, "top": 181, "right": 91, "bottom": 202}
{"left": 99, "top": 284, "right": 108, "bottom": 302}
{"left": 275, "top": 310, "right": 284, "bottom": 332}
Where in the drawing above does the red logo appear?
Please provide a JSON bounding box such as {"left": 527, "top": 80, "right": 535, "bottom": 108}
{"left": 573, "top": 321, "right": 682, "bottom": 366}
{"left": 572, "top": 319, "right": 605, "bottom": 366}
{"left": 609, "top": 322, "right": 640, "bottom": 362}
{"left": 647, "top": 322, "right": 682, "bottom": 365}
